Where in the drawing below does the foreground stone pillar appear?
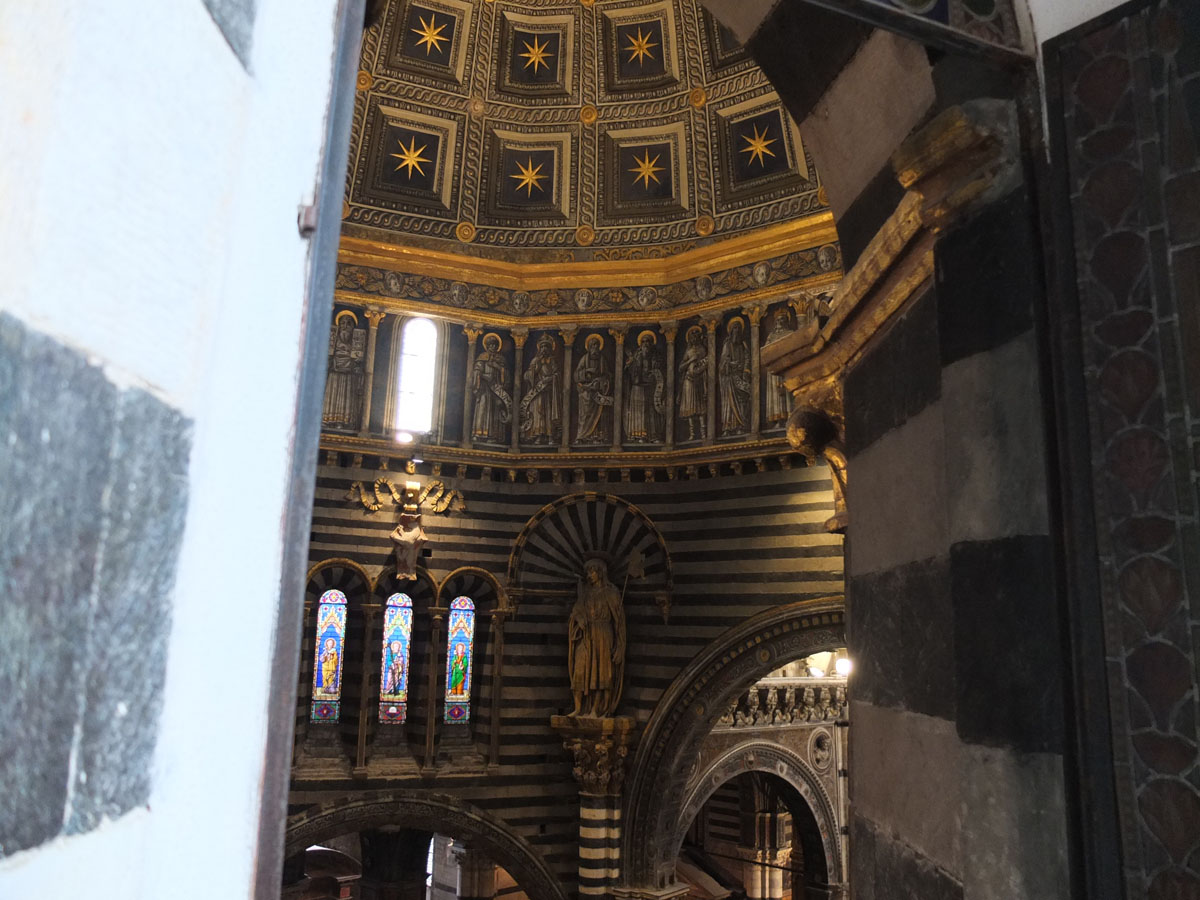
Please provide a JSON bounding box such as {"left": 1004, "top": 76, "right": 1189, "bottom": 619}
{"left": 551, "top": 715, "right": 636, "bottom": 898}
{"left": 358, "top": 828, "right": 432, "bottom": 900}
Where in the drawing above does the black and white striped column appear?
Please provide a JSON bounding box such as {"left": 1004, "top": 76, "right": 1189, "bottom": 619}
{"left": 579, "top": 792, "right": 621, "bottom": 897}
{"left": 552, "top": 715, "right": 636, "bottom": 899}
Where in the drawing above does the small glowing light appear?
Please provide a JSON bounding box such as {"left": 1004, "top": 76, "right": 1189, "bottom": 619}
{"left": 808, "top": 666, "right": 825, "bottom": 678}
{"left": 835, "top": 657, "right": 853, "bottom": 677}
{"left": 397, "top": 432, "right": 414, "bottom": 444}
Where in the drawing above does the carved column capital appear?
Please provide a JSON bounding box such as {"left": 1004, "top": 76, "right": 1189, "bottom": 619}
{"left": 550, "top": 715, "right": 636, "bottom": 796}
{"left": 703, "top": 317, "right": 720, "bottom": 334}
{"left": 512, "top": 329, "right": 529, "bottom": 349}
{"left": 608, "top": 326, "right": 628, "bottom": 346}
{"left": 559, "top": 326, "right": 578, "bottom": 345}
{"left": 364, "top": 309, "right": 387, "bottom": 329}
{"left": 463, "top": 325, "right": 484, "bottom": 343}
{"left": 662, "top": 321, "right": 679, "bottom": 341}
{"left": 743, "top": 306, "right": 764, "bottom": 327}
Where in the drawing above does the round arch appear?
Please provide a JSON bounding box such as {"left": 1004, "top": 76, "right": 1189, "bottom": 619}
{"left": 621, "top": 597, "right": 845, "bottom": 890}
{"left": 306, "top": 557, "right": 372, "bottom": 594}
{"left": 436, "top": 565, "right": 509, "bottom": 609}
{"left": 371, "top": 564, "right": 438, "bottom": 602}
{"left": 675, "top": 741, "right": 843, "bottom": 885}
{"left": 285, "top": 792, "right": 569, "bottom": 900}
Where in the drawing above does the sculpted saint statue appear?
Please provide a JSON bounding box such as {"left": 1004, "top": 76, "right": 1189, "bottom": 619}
{"left": 471, "top": 333, "right": 512, "bottom": 443}
{"left": 322, "top": 311, "right": 366, "bottom": 429}
{"left": 624, "top": 331, "right": 665, "bottom": 443}
{"left": 521, "top": 334, "right": 561, "bottom": 445}
{"left": 719, "top": 317, "right": 752, "bottom": 435}
{"left": 389, "top": 513, "right": 427, "bottom": 581}
{"left": 574, "top": 334, "right": 612, "bottom": 444}
{"left": 677, "top": 325, "right": 708, "bottom": 441}
{"left": 764, "top": 310, "right": 795, "bottom": 427}
{"left": 567, "top": 558, "right": 626, "bottom": 718}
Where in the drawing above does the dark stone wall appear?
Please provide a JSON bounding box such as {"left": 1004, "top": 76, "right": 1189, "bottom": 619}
{"left": 843, "top": 185, "right": 1069, "bottom": 898}
{"left": 0, "top": 313, "right": 191, "bottom": 858}
{"left": 1046, "top": 1, "right": 1200, "bottom": 896}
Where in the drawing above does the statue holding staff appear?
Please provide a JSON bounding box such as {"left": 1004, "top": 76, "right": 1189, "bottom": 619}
{"left": 567, "top": 557, "right": 626, "bottom": 718}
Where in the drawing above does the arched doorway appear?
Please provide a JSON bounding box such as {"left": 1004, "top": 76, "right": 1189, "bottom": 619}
{"left": 622, "top": 598, "right": 845, "bottom": 890}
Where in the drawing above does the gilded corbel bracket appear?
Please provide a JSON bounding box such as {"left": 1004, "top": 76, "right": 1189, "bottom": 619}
{"left": 762, "top": 100, "right": 1021, "bottom": 534}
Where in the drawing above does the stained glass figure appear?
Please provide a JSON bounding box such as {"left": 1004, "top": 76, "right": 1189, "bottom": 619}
{"left": 311, "top": 589, "right": 348, "bottom": 722}
{"left": 444, "top": 596, "right": 476, "bottom": 723}
{"left": 379, "top": 593, "right": 415, "bottom": 724}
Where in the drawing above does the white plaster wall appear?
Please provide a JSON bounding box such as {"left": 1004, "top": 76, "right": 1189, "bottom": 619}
{"left": 1021, "top": 0, "right": 1130, "bottom": 44}
{"left": 0, "top": 1, "right": 340, "bottom": 898}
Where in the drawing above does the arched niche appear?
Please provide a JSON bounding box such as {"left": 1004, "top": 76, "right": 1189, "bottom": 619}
{"left": 621, "top": 596, "right": 845, "bottom": 889}
{"left": 284, "top": 792, "right": 569, "bottom": 900}
{"left": 507, "top": 492, "right": 672, "bottom": 612}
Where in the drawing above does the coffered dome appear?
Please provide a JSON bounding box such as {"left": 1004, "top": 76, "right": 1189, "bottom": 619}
{"left": 343, "top": 0, "right": 829, "bottom": 264}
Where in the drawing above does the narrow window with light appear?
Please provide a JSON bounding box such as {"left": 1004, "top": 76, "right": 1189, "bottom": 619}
{"left": 444, "top": 596, "right": 476, "bottom": 723}
{"left": 395, "top": 316, "right": 438, "bottom": 441}
{"left": 311, "top": 589, "right": 348, "bottom": 723}
{"left": 379, "top": 593, "right": 414, "bottom": 724}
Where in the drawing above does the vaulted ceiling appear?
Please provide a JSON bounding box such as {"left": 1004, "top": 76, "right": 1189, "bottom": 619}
{"left": 341, "top": 0, "right": 830, "bottom": 264}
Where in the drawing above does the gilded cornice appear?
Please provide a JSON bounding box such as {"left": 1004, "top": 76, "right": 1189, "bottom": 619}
{"left": 320, "top": 432, "right": 792, "bottom": 470}
{"left": 338, "top": 212, "right": 836, "bottom": 290}
{"left": 335, "top": 271, "right": 839, "bottom": 328}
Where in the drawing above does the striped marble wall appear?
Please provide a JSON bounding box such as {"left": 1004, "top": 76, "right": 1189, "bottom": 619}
{"left": 291, "top": 457, "right": 843, "bottom": 893}
{"left": 843, "top": 186, "right": 1070, "bottom": 900}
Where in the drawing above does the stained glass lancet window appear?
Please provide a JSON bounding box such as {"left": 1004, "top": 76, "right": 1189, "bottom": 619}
{"left": 395, "top": 316, "right": 438, "bottom": 436}
{"left": 444, "top": 596, "right": 476, "bottom": 723}
{"left": 311, "top": 589, "right": 348, "bottom": 723}
{"left": 379, "top": 593, "right": 414, "bottom": 724}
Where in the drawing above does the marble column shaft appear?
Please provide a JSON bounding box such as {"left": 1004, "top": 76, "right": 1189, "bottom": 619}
{"left": 359, "top": 829, "right": 433, "bottom": 900}
{"left": 663, "top": 323, "right": 677, "bottom": 449}
{"left": 452, "top": 844, "right": 497, "bottom": 900}
{"left": 510, "top": 331, "right": 527, "bottom": 453}
{"left": 705, "top": 318, "right": 718, "bottom": 442}
{"left": 462, "top": 326, "right": 482, "bottom": 450}
{"left": 360, "top": 309, "right": 386, "bottom": 435}
{"left": 610, "top": 328, "right": 626, "bottom": 451}
{"left": 560, "top": 329, "right": 576, "bottom": 451}
{"left": 745, "top": 306, "right": 763, "bottom": 438}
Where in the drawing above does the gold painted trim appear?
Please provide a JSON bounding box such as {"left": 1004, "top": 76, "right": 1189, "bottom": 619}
{"left": 320, "top": 433, "right": 794, "bottom": 468}
{"left": 335, "top": 269, "right": 841, "bottom": 329}
{"left": 338, "top": 211, "right": 836, "bottom": 290}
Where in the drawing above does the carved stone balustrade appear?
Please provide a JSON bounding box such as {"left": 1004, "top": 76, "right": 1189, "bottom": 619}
{"left": 716, "top": 677, "right": 848, "bottom": 731}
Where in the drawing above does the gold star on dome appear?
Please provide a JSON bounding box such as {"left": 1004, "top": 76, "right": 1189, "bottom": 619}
{"left": 520, "top": 34, "right": 554, "bottom": 73}
{"left": 628, "top": 149, "right": 664, "bottom": 189}
{"left": 510, "top": 157, "right": 548, "bottom": 197}
{"left": 411, "top": 13, "right": 449, "bottom": 55}
{"left": 390, "top": 135, "right": 431, "bottom": 179}
{"left": 624, "top": 26, "right": 658, "bottom": 66}
{"left": 740, "top": 123, "right": 777, "bottom": 168}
